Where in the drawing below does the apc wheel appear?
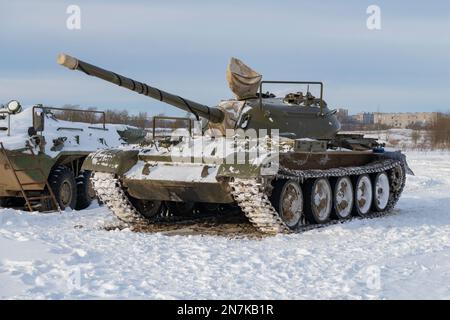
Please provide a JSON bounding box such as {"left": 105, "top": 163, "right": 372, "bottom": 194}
{"left": 372, "top": 172, "right": 390, "bottom": 212}
{"left": 353, "top": 174, "right": 373, "bottom": 217}
{"left": 0, "top": 197, "right": 25, "bottom": 208}
{"left": 332, "top": 176, "right": 354, "bottom": 220}
{"left": 0, "top": 197, "right": 12, "bottom": 208}
{"left": 44, "top": 165, "right": 77, "bottom": 210}
{"left": 305, "top": 178, "right": 332, "bottom": 224}
{"left": 271, "top": 179, "right": 304, "bottom": 230}
{"left": 75, "top": 170, "right": 96, "bottom": 210}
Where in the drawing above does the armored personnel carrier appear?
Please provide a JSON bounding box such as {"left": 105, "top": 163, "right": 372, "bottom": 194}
{"left": 58, "top": 54, "right": 411, "bottom": 234}
{"left": 0, "top": 102, "right": 142, "bottom": 211}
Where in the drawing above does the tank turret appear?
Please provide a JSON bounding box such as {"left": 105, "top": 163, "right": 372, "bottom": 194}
{"left": 58, "top": 54, "right": 341, "bottom": 139}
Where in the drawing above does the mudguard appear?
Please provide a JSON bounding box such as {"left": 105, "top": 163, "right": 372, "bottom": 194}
{"left": 82, "top": 149, "right": 139, "bottom": 175}
{"left": 381, "top": 150, "right": 414, "bottom": 175}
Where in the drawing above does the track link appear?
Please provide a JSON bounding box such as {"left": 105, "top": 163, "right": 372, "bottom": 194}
{"left": 230, "top": 179, "right": 291, "bottom": 234}
{"left": 91, "top": 172, "right": 149, "bottom": 226}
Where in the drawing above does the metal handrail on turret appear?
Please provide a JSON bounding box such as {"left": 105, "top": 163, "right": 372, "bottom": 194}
{"left": 259, "top": 81, "right": 324, "bottom": 115}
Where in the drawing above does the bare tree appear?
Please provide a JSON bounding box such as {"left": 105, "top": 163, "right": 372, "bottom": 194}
{"left": 411, "top": 130, "right": 420, "bottom": 148}
{"left": 428, "top": 113, "right": 450, "bottom": 149}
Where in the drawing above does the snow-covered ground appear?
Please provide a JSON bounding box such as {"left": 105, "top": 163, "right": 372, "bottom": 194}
{"left": 1, "top": 151, "right": 449, "bottom": 299}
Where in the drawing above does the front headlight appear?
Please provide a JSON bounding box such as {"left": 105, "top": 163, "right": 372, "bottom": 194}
{"left": 7, "top": 100, "right": 22, "bottom": 114}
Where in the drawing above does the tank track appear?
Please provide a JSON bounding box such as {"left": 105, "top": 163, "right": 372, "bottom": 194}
{"left": 229, "top": 159, "right": 406, "bottom": 234}
{"left": 91, "top": 172, "right": 150, "bottom": 226}
{"left": 230, "top": 179, "right": 291, "bottom": 234}
{"left": 92, "top": 159, "right": 406, "bottom": 235}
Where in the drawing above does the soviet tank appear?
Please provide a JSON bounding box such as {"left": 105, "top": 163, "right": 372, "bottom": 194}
{"left": 58, "top": 53, "right": 412, "bottom": 234}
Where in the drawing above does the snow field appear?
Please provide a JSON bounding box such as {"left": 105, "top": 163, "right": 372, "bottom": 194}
{"left": 0, "top": 151, "right": 449, "bottom": 299}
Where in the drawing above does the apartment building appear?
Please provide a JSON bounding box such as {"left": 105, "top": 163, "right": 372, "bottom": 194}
{"left": 373, "top": 112, "right": 438, "bottom": 128}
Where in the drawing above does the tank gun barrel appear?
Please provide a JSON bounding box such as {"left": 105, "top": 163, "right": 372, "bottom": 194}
{"left": 57, "top": 54, "right": 224, "bottom": 123}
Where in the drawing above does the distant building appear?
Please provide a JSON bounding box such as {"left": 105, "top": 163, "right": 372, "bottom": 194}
{"left": 337, "top": 110, "right": 438, "bottom": 129}
{"left": 374, "top": 112, "right": 438, "bottom": 128}
{"left": 336, "top": 108, "right": 349, "bottom": 121}
{"left": 336, "top": 108, "right": 348, "bottom": 118}
{"left": 354, "top": 112, "right": 374, "bottom": 125}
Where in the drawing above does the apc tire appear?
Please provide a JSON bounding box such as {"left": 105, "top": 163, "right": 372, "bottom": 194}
{"left": 0, "top": 197, "right": 10, "bottom": 208}
{"left": 75, "top": 170, "right": 96, "bottom": 210}
{"left": 43, "top": 165, "right": 77, "bottom": 210}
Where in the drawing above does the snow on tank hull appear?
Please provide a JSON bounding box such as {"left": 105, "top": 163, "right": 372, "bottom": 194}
{"left": 83, "top": 145, "right": 269, "bottom": 204}
{"left": 84, "top": 137, "right": 410, "bottom": 234}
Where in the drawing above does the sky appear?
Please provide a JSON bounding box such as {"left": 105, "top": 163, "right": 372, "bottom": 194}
{"left": 0, "top": 0, "right": 449, "bottom": 116}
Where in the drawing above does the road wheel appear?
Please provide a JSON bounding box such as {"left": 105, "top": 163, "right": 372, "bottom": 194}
{"left": 271, "top": 179, "right": 304, "bottom": 230}
{"left": 75, "top": 170, "right": 96, "bottom": 210}
{"left": 198, "top": 203, "right": 221, "bottom": 214}
{"left": 372, "top": 172, "right": 390, "bottom": 212}
{"left": 305, "top": 178, "right": 333, "bottom": 224}
{"left": 353, "top": 174, "right": 373, "bottom": 216}
{"left": 43, "top": 165, "right": 77, "bottom": 210}
{"left": 128, "top": 195, "right": 164, "bottom": 220}
{"left": 332, "top": 176, "right": 354, "bottom": 220}
{"left": 167, "top": 202, "right": 196, "bottom": 216}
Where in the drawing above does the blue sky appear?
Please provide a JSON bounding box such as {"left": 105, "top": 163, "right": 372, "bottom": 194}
{"left": 1, "top": 0, "right": 449, "bottom": 116}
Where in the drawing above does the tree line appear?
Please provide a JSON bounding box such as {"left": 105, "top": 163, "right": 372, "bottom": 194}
{"left": 428, "top": 113, "right": 450, "bottom": 149}
{"left": 50, "top": 105, "right": 450, "bottom": 149}
{"left": 51, "top": 105, "right": 193, "bottom": 130}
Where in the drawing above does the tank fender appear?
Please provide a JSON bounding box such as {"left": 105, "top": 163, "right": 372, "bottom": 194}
{"left": 381, "top": 151, "right": 414, "bottom": 175}
{"left": 81, "top": 149, "right": 139, "bottom": 175}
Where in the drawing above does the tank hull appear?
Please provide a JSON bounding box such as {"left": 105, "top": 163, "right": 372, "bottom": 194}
{"left": 88, "top": 141, "right": 408, "bottom": 234}
{"left": 109, "top": 151, "right": 380, "bottom": 204}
